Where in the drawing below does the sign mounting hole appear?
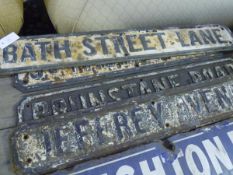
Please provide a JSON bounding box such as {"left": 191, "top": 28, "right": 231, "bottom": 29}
{"left": 165, "top": 123, "right": 170, "bottom": 127}
{"left": 26, "top": 158, "right": 32, "bottom": 164}
{"left": 23, "top": 135, "right": 29, "bottom": 140}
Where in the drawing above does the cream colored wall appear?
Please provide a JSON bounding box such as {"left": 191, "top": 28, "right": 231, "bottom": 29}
{"left": 0, "top": 0, "right": 24, "bottom": 36}
{"left": 45, "top": 0, "right": 233, "bottom": 34}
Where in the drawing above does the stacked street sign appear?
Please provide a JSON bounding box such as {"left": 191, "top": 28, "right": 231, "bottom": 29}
{"left": 51, "top": 118, "right": 233, "bottom": 175}
{"left": 2, "top": 24, "right": 233, "bottom": 174}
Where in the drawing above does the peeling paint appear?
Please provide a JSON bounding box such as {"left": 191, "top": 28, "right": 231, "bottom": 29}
{"left": 1, "top": 25, "right": 233, "bottom": 75}
{"left": 14, "top": 54, "right": 203, "bottom": 92}
{"left": 12, "top": 77, "right": 233, "bottom": 174}
{"left": 51, "top": 119, "right": 233, "bottom": 175}
{"left": 17, "top": 57, "right": 233, "bottom": 122}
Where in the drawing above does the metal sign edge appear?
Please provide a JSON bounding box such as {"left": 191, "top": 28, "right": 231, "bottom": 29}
{"left": 51, "top": 118, "right": 233, "bottom": 175}
{"left": 13, "top": 53, "right": 222, "bottom": 92}
{"left": 0, "top": 24, "right": 232, "bottom": 75}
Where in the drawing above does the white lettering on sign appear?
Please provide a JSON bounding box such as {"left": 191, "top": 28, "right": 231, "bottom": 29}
{"left": 202, "top": 136, "right": 233, "bottom": 174}
{"left": 116, "top": 165, "right": 134, "bottom": 175}
{"left": 139, "top": 157, "right": 166, "bottom": 175}
{"left": 51, "top": 124, "right": 233, "bottom": 175}
{"left": 227, "top": 130, "right": 233, "bottom": 144}
{"left": 75, "top": 129, "right": 233, "bottom": 175}
{"left": 171, "top": 151, "right": 184, "bottom": 175}
{"left": 185, "top": 144, "right": 211, "bottom": 175}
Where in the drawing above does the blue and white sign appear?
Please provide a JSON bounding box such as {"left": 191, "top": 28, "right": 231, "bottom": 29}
{"left": 53, "top": 119, "right": 233, "bottom": 175}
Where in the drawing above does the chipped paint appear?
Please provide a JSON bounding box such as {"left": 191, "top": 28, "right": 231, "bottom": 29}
{"left": 1, "top": 25, "right": 233, "bottom": 75}
{"left": 12, "top": 77, "right": 233, "bottom": 174}
{"left": 51, "top": 119, "right": 233, "bottom": 175}
{"left": 14, "top": 54, "right": 204, "bottom": 92}
{"left": 18, "top": 56, "right": 233, "bottom": 122}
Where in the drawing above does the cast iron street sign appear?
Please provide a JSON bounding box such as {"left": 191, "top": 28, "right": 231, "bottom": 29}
{"left": 14, "top": 54, "right": 200, "bottom": 92}
{"left": 52, "top": 119, "right": 233, "bottom": 175}
{"left": 12, "top": 76, "right": 233, "bottom": 174}
{"left": 18, "top": 56, "right": 233, "bottom": 122}
{"left": 1, "top": 24, "right": 233, "bottom": 75}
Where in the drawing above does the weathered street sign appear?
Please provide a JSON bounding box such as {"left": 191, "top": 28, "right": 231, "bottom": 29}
{"left": 12, "top": 77, "right": 233, "bottom": 174}
{"left": 14, "top": 54, "right": 201, "bottom": 92}
{"left": 18, "top": 56, "right": 233, "bottom": 122}
{"left": 1, "top": 24, "right": 233, "bottom": 75}
{"left": 52, "top": 119, "right": 233, "bottom": 175}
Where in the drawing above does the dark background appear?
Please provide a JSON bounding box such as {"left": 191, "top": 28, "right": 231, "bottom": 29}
{"left": 19, "top": 0, "right": 233, "bottom": 36}
{"left": 19, "top": 0, "right": 56, "bottom": 36}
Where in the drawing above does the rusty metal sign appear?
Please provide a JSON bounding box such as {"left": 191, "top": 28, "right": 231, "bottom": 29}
{"left": 52, "top": 119, "right": 233, "bottom": 175}
{"left": 12, "top": 77, "right": 233, "bottom": 174}
{"left": 18, "top": 56, "right": 233, "bottom": 123}
{"left": 14, "top": 54, "right": 203, "bottom": 92}
{"left": 1, "top": 24, "right": 233, "bottom": 75}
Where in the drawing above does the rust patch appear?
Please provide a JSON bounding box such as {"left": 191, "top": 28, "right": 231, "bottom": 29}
{"left": 1, "top": 24, "right": 233, "bottom": 75}
{"left": 12, "top": 77, "right": 233, "bottom": 174}
{"left": 17, "top": 56, "right": 233, "bottom": 122}
{"left": 14, "top": 54, "right": 204, "bottom": 92}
